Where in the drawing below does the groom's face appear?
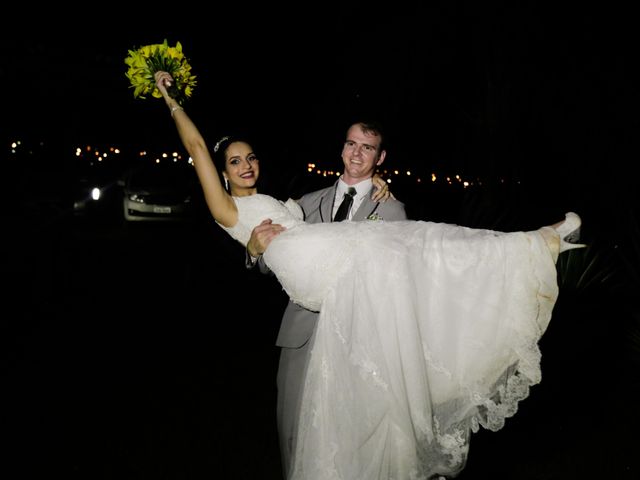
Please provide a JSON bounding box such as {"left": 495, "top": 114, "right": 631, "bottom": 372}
{"left": 341, "top": 124, "right": 386, "bottom": 183}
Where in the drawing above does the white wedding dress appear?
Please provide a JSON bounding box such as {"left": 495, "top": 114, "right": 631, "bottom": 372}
{"left": 219, "top": 194, "right": 559, "bottom": 480}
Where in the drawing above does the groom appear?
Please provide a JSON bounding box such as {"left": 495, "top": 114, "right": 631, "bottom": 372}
{"left": 245, "top": 119, "right": 407, "bottom": 477}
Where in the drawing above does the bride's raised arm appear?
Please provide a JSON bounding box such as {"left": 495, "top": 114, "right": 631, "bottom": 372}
{"left": 154, "top": 71, "right": 238, "bottom": 228}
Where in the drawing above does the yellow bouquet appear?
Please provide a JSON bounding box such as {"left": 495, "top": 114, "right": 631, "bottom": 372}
{"left": 124, "top": 39, "right": 197, "bottom": 105}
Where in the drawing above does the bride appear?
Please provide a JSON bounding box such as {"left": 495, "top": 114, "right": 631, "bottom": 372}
{"left": 152, "top": 71, "right": 584, "bottom": 480}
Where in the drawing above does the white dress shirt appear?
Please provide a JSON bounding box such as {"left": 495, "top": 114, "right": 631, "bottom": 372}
{"left": 332, "top": 178, "right": 373, "bottom": 221}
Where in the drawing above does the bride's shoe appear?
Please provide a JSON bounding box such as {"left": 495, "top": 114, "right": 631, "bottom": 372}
{"left": 555, "top": 212, "right": 587, "bottom": 253}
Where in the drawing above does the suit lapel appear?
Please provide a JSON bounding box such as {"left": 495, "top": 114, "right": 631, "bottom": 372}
{"left": 320, "top": 181, "right": 379, "bottom": 222}
{"left": 319, "top": 183, "right": 338, "bottom": 223}
{"left": 352, "top": 187, "right": 379, "bottom": 221}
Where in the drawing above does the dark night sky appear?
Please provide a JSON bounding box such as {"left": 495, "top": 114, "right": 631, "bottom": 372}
{"left": 2, "top": 3, "right": 639, "bottom": 186}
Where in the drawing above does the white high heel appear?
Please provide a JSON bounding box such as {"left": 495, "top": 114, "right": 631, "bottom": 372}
{"left": 555, "top": 212, "right": 587, "bottom": 253}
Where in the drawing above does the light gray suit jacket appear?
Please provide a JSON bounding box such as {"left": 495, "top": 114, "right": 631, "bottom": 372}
{"left": 257, "top": 180, "right": 407, "bottom": 349}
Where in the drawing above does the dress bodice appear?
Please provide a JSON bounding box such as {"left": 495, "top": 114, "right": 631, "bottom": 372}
{"left": 217, "top": 194, "right": 305, "bottom": 247}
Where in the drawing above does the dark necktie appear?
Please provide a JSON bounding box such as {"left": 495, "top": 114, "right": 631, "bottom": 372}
{"left": 333, "top": 187, "right": 357, "bottom": 222}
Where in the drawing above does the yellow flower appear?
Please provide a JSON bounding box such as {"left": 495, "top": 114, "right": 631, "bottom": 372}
{"left": 124, "top": 39, "right": 197, "bottom": 105}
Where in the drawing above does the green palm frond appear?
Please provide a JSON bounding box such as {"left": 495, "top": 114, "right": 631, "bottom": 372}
{"left": 556, "top": 240, "right": 623, "bottom": 294}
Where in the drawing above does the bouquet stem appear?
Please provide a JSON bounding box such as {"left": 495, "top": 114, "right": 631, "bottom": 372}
{"left": 167, "top": 82, "right": 180, "bottom": 100}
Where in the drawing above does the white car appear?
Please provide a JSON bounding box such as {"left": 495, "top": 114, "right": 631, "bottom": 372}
{"left": 121, "top": 163, "right": 200, "bottom": 222}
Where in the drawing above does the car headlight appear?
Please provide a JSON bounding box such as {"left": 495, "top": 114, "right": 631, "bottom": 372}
{"left": 128, "top": 194, "right": 146, "bottom": 204}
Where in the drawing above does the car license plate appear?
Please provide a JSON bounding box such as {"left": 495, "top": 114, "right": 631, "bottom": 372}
{"left": 154, "top": 206, "right": 171, "bottom": 213}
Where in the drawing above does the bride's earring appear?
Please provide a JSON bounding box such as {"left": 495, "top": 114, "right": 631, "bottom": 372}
{"left": 224, "top": 176, "right": 229, "bottom": 191}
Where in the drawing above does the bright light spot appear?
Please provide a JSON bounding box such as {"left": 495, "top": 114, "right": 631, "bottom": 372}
{"left": 406, "top": 171, "right": 411, "bottom": 176}
{"left": 91, "top": 188, "right": 101, "bottom": 201}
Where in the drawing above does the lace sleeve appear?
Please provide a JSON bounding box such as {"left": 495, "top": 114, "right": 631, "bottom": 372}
{"left": 284, "top": 198, "right": 304, "bottom": 221}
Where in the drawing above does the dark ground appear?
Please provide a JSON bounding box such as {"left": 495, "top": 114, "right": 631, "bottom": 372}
{"left": 3, "top": 189, "right": 640, "bottom": 480}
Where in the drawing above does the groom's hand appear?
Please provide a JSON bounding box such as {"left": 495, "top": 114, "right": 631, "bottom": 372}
{"left": 247, "top": 219, "right": 286, "bottom": 258}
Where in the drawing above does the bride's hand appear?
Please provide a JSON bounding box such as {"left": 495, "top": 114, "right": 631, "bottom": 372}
{"left": 154, "top": 71, "right": 173, "bottom": 95}
{"left": 371, "top": 174, "right": 395, "bottom": 202}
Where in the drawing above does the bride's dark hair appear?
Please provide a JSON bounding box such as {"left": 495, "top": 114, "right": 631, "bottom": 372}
{"left": 211, "top": 135, "right": 234, "bottom": 175}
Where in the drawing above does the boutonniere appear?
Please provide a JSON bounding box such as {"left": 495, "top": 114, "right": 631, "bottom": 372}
{"left": 367, "top": 213, "right": 383, "bottom": 221}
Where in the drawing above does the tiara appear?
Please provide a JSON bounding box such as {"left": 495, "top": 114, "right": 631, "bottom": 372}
{"left": 213, "top": 135, "right": 230, "bottom": 153}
